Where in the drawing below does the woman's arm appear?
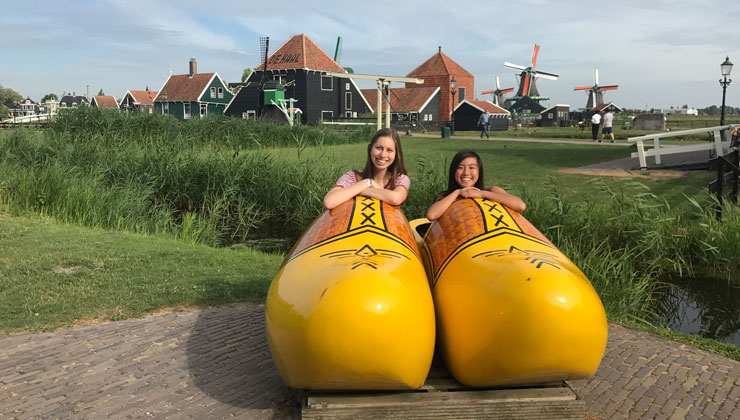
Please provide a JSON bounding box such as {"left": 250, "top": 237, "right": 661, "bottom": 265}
{"left": 323, "top": 180, "right": 371, "bottom": 210}
{"left": 359, "top": 184, "right": 408, "bottom": 206}
{"left": 425, "top": 189, "right": 460, "bottom": 221}
{"left": 460, "top": 186, "right": 526, "bottom": 212}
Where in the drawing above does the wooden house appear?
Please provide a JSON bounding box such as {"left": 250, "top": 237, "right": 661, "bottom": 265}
{"left": 153, "top": 59, "right": 233, "bottom": 120}
{"left": 12, "top": 97, "right": 38, "bottom": 117}
{"left": 224, "top": 34, "right": 370, "bottom": 124}
{"left": 59, "top": 94, "right": 88, "bottom": 108}
{"left": 120, "top": 90, "right": 158, "bottom": 114}
{"left": 359, "top": 87, "right": 440, "bottom": 124}
{"left": 405, "top": 47, "right": 474, "bottom": 123}
{"left": 540, "top": 104, "right": 570, "bottom": 127}
{"left": 452, "top": 100, "right": 510, "bottom": 131}
{"left": 90, "top": 95, "right": 119, "bottom": 110}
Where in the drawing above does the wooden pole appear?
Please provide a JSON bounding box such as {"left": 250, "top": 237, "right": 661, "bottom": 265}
{"left": 376, "top": 80, "right": 383, "bottom": 130}
{"left": 385, "top": 83, "right": 391, "bottom": 129}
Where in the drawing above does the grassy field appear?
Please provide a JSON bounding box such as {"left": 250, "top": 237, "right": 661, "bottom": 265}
{"left": 1, "top": 109, "right": 739, "bottom": 358}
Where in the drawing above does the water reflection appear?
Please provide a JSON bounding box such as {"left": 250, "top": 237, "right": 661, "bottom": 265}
{"left": 653, "top": 276, "right": 740, "bottom": 346}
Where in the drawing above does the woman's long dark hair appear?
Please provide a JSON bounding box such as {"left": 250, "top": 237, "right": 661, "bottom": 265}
{"left": 357, "top": 128, "right": 407, "bottom": 188}
{"left": 437, "top": 150, "right": 485, "bottom": 199}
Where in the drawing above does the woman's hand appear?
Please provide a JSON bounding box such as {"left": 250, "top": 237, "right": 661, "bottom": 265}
{"left": 459, "top": 187, "right": 483, "bottom": 198}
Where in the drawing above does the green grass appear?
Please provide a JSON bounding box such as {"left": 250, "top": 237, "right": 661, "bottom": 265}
{"left": 0, "top": 214, "right": 282, "bottom": 332}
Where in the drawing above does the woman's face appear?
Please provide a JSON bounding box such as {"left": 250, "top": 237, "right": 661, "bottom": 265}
{"left": 371, "top": 136, "right": 396, "bottom": 172}
{"left": 455, "top": 156, "right": 479, "bottom": 188}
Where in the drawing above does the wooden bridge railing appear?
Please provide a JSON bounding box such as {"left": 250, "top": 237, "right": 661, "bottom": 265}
{"left": 627, "top": 125, "right": 735, "bottom": 170}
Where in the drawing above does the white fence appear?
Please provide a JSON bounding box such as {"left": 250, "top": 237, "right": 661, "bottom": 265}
{"left": 627, "top": 125, "right": 735, "bottom": 170}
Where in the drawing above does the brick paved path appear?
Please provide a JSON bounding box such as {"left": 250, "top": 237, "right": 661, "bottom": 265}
{"left": 1, "top": 304, "right": 738, "bottom": 419}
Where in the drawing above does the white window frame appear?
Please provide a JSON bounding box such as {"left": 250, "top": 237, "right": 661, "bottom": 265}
{"left": 210, "top": 87, "right": 216, "bottom": 98}
{"left": 184, "top": 103, "right": 191, "bottom": 120}
{"left": 321, "top": 76, "right": 333, "bottom": 91}
{"left": 243, "top": 110, "right": 257, "bottom": 120}
{"left": 218, "top": 87, "right": 224, "bottom": 99}
{"left": 345, "top": 82, "right": 350, "bottom": 90}
{"left": 274, "top": 74, "right": 287, "bottom": 84}
{"left": 345, "top": 111, "right": 353, "bottom": 118}
{"left": 200, "top": 104, "right": 207, "bottom": 117}
{"left": 321, "top": 110, "right": 333, "bottom": 121}
{"left": 458, "top": 87, "right": 465, "bottom": 103}
{"left": 345, "top": 92, "right": 352, "bottom": 110}
{"left": 163, "top": 103, "right": 169, "bottom": 115}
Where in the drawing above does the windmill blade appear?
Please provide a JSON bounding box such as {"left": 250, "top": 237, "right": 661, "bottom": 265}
{"left": 504, "top": 61, "right": 527, "bottom": 71}
{"left": 531, "top": 44, "right": 540, "bottom": 67}
{"left": 495, "top": 75, "right": 501, "bottom": 89}
{"left": 598, "top": 85, "right": 619, "bottom": 91}
{"left": 500, "top": 88, "right": 514, "bottom": 94}
{"left": 522, "top": 73, "right": 531, "bottom": 96}
{"left": 533, "top": 70, "right": 559, "bottom": 80}
{"left": 481, "top": 89, "right": 495, "bottom": 95}
{"left": 574, "top": 86, "right": 593, "bottom": 91}
{"left": 594, "top": 67, "right": 600, "bottom": 85}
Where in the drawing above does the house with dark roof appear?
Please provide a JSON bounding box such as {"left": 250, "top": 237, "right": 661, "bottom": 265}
{"left": 406, "top": 48, "right": 475, "bottom": 123}
{"left": 225, "top": 34, "right": 370, "bottom": 125}
{"left": 12, "top": 97, "right": 38, "bottom": 117}
{"left": 360, "top": 87, "right": 440, "bottom": 125}
{"left": 120, "top": 90, "right": 158, "bottom": 114}
{"left": 90, "top": 95, "right": 119, "bottom": 110}
{"left": 540, "top": 104, "right": 570, "bottom": 127}
{"left": 452, "top": 100, "right": 510, "bottom": 131}
{"left": 153, "top": 59, "right": 233, "bottom": 120}
{"left": 59, "top": 94, "right": 88, "bottom": 108}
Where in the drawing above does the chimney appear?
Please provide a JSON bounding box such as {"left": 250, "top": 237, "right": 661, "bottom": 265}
{"left": 189, "top": 58, "right": 197, "bottom": 77}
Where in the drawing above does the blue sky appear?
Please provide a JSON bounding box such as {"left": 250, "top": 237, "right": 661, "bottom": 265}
{"left": 2, "top": 0, "right": 738, "bottom": 109}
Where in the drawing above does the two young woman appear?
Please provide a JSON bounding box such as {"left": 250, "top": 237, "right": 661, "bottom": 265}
{"left": 323, "top": 128, "right": 525, "bottom": 218}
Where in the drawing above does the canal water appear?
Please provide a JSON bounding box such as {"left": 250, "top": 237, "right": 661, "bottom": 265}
{"left": 653, "top": 276, "right": 740, "bottom": 346}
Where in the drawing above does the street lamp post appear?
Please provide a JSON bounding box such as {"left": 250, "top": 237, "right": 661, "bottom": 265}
{"left": 719, "top": 56, "right": 733, "bottom": 127}
{"left": 450, "top": 77, "right": 457, "bottom": 135}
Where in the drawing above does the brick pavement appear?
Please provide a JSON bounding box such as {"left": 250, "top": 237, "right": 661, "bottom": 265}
{"left": 1, "top": 304, "right": 738, "bottom": 419}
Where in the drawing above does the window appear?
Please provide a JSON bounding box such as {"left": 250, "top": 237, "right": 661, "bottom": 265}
{"left": 210, "top": 87, "right": 216, "bottom": 98}
{"left": 218, "top": 87, "right": 224, "bottom": 99}
{"left": 243, "top": 110, "right": 257, "bottom": 120}
{"left": 458, "top": 87, "right": 465, "bottom": 103}
{"left": 184, "top": 103, "right": 191, "bottom": 119}
{"left": 321, "top": 76, "right": 333, "bottom": 91}
{"left": 428, "top": 113, "right": 433, "bottom": 121}
{"left": 345, "top": 92, "right": 352, "bottom": 110}
{"left": 200, "top": 104, "right": 207, "bottom": 117}
{"left": 321, "top": 111, "right": 333, "bottom": 121}
{"left": 345, "top": 82, "right": 350, "bottom": 90}
{"left": 345, "top": 111, "right": 353, "bottom": 118}
{"left": 274, "top": 75, "right": 287, "bottom": 84}
{"left": 548, "top": 113, "right": 554, "bottom": 119}
{"left": 163, "top": 103, "right": 169, "bottom": 115}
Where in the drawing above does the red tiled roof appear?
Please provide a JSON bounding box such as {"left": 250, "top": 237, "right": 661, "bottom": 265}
{"left": 360, "top": 87, "right": 439, "bottom": 113}
{"left": 93, "top": 95, "right": 119, "bottom": 109}
{"left": 129, "top": 90, "right": 158, "bottom": 106}
{"left": 255, "top": 34, "right": 345, "bottom": 73}
{"left": 407, "top": 51, "right": 474, "bottom": 78}
{"left": 461, "top": 100, "right": 509, "bottom": 114}
{"left": 156, "top": 73, "right": 214, "bottom": 101}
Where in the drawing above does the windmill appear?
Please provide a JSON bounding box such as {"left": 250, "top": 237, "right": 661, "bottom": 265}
{"left": 503, "top": 44, "right": 559, "bottom": 114}
{"left": 574, "top": 68, "right": 618, "bottom": 109}
{"left": 480, "top": 75, "right": 514, "bottom": 106}
{"left": 333, "top": 36, "right": 354, "bottom": 74}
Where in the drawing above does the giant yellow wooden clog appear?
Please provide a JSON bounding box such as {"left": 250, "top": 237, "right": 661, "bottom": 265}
{"left": 415, "top": 198, "right": 607, "bottom": 387}
{"left": 266, "top": 196, "right": 435, "bottom": 390}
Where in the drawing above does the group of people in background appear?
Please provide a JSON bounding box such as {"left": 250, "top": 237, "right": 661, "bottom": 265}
{"left": 324, "top": 128, "right": 525, "bottom": 220}
{"left": 590, "top": 109, "right": 615, "bottom": 143}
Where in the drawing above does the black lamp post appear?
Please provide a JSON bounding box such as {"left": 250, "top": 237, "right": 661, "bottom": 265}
{"left": 719, "top": 56, "right": 733, "bottom": 127}
{"left": 450, "top": 77, "right": 457, "bottom": 135}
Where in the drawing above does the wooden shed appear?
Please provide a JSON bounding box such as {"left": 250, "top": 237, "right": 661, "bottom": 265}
{"left": 452, "top": 100, "right": 510, "bottom": 131}
{"left": 540, "top": 104, "right": 570, "bottom": 127}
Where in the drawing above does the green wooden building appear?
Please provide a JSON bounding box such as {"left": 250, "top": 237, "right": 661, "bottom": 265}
{"left": 153, "top": 59, "right": 233, "bottom": 120}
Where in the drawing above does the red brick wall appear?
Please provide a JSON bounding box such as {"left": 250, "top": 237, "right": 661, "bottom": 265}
{"left": 407, "top": 75, "right": 474, "bottom": 121}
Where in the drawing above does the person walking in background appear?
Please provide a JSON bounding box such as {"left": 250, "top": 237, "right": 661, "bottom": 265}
{"left": 478, "top": 110, "right": 490, "bottom": 139}
{"left": 590, "top": 112, "right": 602, "bottom": 142}
{"left": 601, "top": 109, "right": 615, "bottom": 143}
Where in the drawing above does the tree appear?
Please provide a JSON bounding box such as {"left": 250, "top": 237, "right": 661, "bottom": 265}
{"left": 241, "top": 68, "right": 252, "bottom": 83}
{"left": 41, "top": 93, "right": 58, "bottom": 103}
{"left": 97, "top": 89, "right": 105, "bottom": 96}
{"left": 0, "top": 84, "right": 23, "bottom": 119}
